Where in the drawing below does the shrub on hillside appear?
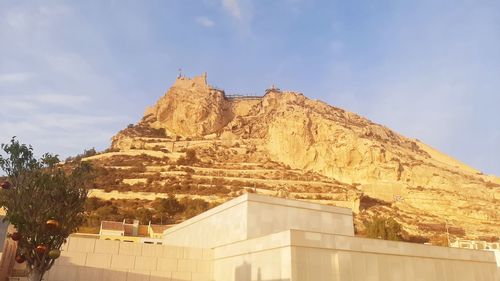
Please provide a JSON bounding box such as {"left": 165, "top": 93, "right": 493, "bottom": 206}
{"left": 365, "top": 216, "right": 403, "bottom": 241}
{"left": 65, "top": 147, "right": 98, "bottom": 162}
{"left": 176, "top": 149, "right": 198, "bottom": 165}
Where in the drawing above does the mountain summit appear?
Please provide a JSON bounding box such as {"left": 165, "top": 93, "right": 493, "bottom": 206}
{"left": 88, "top": 74, "right": 499, "bottom": 241}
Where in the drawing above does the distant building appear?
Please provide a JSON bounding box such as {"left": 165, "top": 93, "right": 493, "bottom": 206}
{"left": 450, "top": 238, "right": 499, "bottom": 251}
{"left": 99, "top": 219, "right": 171, "bottom": 244}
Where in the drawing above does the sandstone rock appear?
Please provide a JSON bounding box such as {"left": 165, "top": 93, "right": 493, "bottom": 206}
{"left": 103, "top": 74, "right": 500, "bottom": 240}
{"left": 148, "top": 74, "right": 232, "bottom": 137}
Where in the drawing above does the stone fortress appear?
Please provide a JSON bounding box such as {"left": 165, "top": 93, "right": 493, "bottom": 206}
{"left": 3, "top": 193, "right": 496, "bottom": 281}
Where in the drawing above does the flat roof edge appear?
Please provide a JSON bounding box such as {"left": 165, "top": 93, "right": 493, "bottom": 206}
{"left": 289, "top": 229, "right": 497, "bottom": 263}
{"left": 164, "top": 194, "right": 353, "bottom": 235}
{"left": 246, "top": 193, "right": 353, "bottom": 215}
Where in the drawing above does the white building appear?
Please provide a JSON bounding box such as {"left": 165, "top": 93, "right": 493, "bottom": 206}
{"left": 99, "top": 219, "right": 170, "bottom": 244}
{"left": 451, "top": 238, "right": 499, "bottom": 251}
{"left": 2, "top": 193, "right": 499, "bottom": 280}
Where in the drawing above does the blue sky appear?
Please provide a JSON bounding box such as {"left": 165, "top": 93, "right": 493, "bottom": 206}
{"left": 1, "top": 0, "right": 499, "bottom": 176}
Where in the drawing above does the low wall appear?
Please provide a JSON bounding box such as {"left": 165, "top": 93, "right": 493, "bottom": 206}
{"left": 46, "top": 237, "right": 213, "bottom": 281}
{"left": 213, "top": 230, "right": 499, "bottom": 281}
{"left": 291, "top": 230, "right": 498, "bottom": 281}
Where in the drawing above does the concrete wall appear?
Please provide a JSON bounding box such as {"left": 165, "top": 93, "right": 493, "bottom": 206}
{"left": 289, "top": 230, "right": 498, "bottom": 281}
{"left": 164, "top": 194, "right": 354, "bottom": 248}
{"left": 246, "top": 195, "right": 354, "bottom": 238}
{"left": 163, "top": 195, "right": 249, "bottom": 248}
{"left": 212, "top": 230, "right": 498, "bottom": 281}
{"left": 46, "top": 237, "right": 213, "bottom": 281}
{"left": 213, "top": 231, "right": 292, "bottom": 281}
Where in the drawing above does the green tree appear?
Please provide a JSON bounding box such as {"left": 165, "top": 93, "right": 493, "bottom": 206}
{"left": 136, "top": 208, "right": 153, "bottom": 224}
{"left": 153, "top": 194, "right": 184, "bottom": 223}
{"left": 180, "top": 197, "right": 209, "bottom": 219}
{"left": 365, "top": 216, "right": 403, "bottom": 241}
{"left": 84, "top": 197, "right": 106, "bottom": 212}
{"left": 0, "top": 138, "right": 92, "bottom": 281}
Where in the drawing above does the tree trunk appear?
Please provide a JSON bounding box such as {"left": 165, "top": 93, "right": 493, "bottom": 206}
{"left": 27, "top": 268, "right": 44, "bottom": 281}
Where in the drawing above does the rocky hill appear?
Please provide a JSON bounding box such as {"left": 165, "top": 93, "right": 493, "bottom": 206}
{"left": 82, "top": 74, "right": 500, "bottom": 242}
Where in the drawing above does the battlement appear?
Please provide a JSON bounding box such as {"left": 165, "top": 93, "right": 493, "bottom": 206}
{"left": 173, "top": 72, "right": 208, "bottom": 89}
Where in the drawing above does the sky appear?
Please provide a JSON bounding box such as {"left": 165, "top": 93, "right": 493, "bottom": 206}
{"left": 0, "top": 0, "right": 499, "bottom": 176}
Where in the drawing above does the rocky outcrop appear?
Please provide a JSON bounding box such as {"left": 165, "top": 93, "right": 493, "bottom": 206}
{"left": 147, "top": 74, "right": 232, "bottom": 137}
{"left": 137, "top": 75, "right": 499, "bottom": 195}
{"left": 104, "top": 74, "right": 500, "bottom": 240}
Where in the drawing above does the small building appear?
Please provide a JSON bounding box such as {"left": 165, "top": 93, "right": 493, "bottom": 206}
{"left": 99, "top": 219, "right": 171, "bottom": 244}
{"left": 451, "top": 238, "right": 500, "bottom": 251}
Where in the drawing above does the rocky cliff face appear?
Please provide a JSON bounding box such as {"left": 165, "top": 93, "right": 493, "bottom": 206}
{"left": 146, "top": 74, "right": 232, "bottom": 137}
{"left": 104, "top": 74, "right": 499, "bottom": 241}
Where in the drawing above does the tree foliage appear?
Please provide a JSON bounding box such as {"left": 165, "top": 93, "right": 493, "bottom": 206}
{"left": 179, "top": 197, "right": 210, "bottom": 219}
{"left": 64, "top": 147, "right": 97, "bottom": 163}
{"left": 152, "top": 194, "right": 184, "bottom": 223}
{"left": 0, "top": 138, "right": 92, "bottom": 281}
{"left": 176, "top": 149, "right": 198, "bottom": 165}
{"left": 365, "top": 216, "right": 403, "bottom": 241}
{"left": 81, "top": 196, "right": 217, "bottom": 232}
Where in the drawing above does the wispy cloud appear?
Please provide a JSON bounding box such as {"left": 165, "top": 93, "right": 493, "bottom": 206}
{"left": 196, "top": 17, "right": 215, "bottom": 28}
{"left": 0, "top": 72, "right": 33, "bottom": 83}
{"left": 4, "top": 9, "right": 30, "bottom": 30}
{"left": 34, "top": 94, "right": 91, "bottom": 107}
{"left": 35, "top": 113, "right": 123, "bottom": 130}
{"left": 2, "top": 94, "right": 92, "bottom": 113}
{"left": 222, "top": 0, "right": 242, "bottom": 19}
{"left": 0, "top": 2, "right": 128, "bottom": 159}
{"left": 219, "top": 0, "right": 253, "bottom": 36}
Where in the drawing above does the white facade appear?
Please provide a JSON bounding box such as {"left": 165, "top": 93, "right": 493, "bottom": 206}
{"left": 163, "top": 193, "right": 354, "bottom": 248}
{"left": 451, "top": 239, "right": 499, "bottom": 251}
{"left": 3, "top": 194, "right": 499, "bottom": 280}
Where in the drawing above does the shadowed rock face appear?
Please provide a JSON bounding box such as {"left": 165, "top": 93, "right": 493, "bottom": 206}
{"left": 105, "top": 74, "right": 499, "bottom": 240}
